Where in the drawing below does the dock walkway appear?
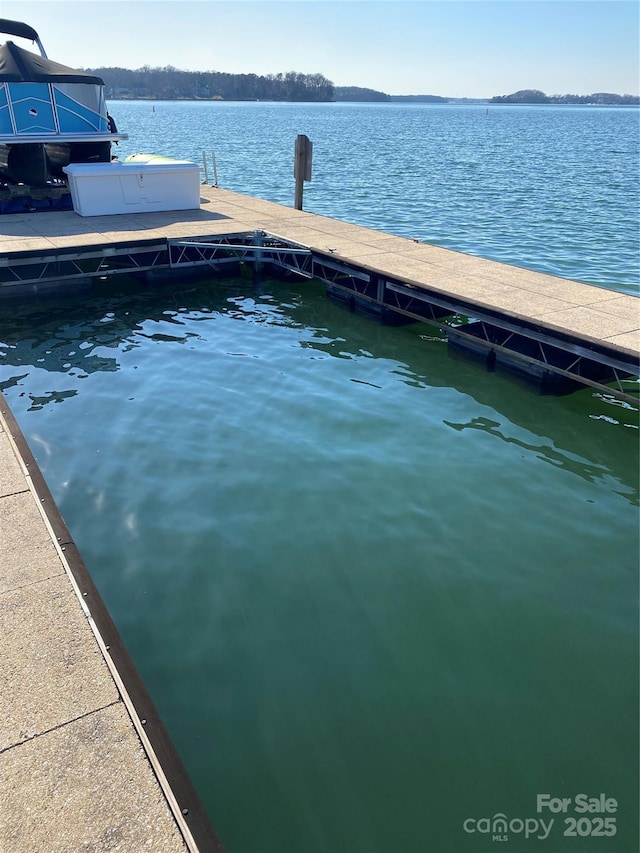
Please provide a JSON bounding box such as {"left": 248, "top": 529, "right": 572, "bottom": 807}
{"left": 1, "top": 185, "right": 638, "bottom": 359}
{"left": 0, "top": 402, "right": 222, "bottom": 851}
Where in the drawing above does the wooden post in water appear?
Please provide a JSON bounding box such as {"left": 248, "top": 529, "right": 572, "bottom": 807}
{"left": 294, "top": 134, "right": 312, "bottom": 210}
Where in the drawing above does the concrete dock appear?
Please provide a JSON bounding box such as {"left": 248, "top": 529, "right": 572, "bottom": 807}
{"left": 1, "top": 185, "right": 638, "bottom": 358}
{"left": 0, "top": 185, "right": 638, "bottom": 849}
{"left": 0, "top": 401, "right": 223, "bottom": 851}
{"left": 1, "top": 184, "right": 638, "bottom": 400}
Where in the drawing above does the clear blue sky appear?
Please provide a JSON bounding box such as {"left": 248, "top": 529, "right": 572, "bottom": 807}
{"left": 2, "top": 1, "right": 638, "bottom": 97}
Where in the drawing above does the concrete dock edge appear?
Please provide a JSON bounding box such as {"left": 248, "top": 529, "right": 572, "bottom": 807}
{"left": 0, "top": 391, "right": 224, "bottom": 852}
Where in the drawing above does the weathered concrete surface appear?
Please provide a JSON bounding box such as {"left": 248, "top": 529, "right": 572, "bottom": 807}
{"left": 0, "top": 185, "right": 638, "bottom": 358}
{"left": 0, "top": 418, "right": 189, "bottom": 853}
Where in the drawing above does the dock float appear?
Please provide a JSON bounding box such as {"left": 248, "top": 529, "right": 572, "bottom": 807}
{"left": 0, "top": 399, "right": 224, "bottom": 851}
{"left": 0, "top": 186, "right": 637, "bottom": 848}
{"left": 1, "top": 185, "right": 638, "bottom": 401}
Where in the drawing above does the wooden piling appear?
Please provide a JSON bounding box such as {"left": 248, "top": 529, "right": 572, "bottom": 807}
{"left": 294, "top": 134, "right": 312, "bottom": 210}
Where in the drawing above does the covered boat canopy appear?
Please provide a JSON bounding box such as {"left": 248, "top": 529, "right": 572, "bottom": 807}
{"left": 0, "top": 18, "right": 42, "bottom": 44}
{"left": 0, "top": 41, "right": 105, "bottom": 85}
{"left": 0, "top": 17, "right": 48, "bottom": 57}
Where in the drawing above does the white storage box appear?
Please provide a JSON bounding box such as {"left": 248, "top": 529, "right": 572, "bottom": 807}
{"left": 63, "top": 160, "right": 201, "bottom": 216}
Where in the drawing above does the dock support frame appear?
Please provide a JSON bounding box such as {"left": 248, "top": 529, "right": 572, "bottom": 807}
{"left": 307, "top": 253, "right": 639, "bottom": 405}
{"left": 0, "top": 230, "right": 637, "bottom": 403}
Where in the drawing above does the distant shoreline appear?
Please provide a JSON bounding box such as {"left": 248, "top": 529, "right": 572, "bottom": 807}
{"left": 106, "top": 96, "right": 639, "bottom": 106}
{"left": 89, "top": 67, "right": 639, "bottom": 106}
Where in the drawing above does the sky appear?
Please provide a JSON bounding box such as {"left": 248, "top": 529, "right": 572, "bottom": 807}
{"left": 2, "top": 1, "right": 638, "bottom": 98}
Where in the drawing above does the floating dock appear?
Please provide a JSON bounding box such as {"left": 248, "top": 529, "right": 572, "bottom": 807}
{"left": 0, "top": 400, "right": 224, "bottom": 850}
{"left": 1, "top": 185, "right": 638, "bottom": 401}
{"left": 0, "top": 185, "right": 638, "bottom": 849}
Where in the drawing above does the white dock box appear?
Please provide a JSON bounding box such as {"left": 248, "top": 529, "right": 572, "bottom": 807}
{"left": 63, "top": 160, "right": 201, "bottom": 216}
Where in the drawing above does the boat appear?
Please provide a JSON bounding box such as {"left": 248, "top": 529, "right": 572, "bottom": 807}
{"left": 0, "top": 18, "right": 127, "bottom": 187}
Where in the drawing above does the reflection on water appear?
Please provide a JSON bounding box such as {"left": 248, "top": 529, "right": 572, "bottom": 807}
{"left": 444, "top": 415, "right": 638, "bottom": 504}
{"left": 3, "top": 276, "right": 635, "bottom": 502}
{"left": 1, "top": 276, "right": 638, "bottom": 853}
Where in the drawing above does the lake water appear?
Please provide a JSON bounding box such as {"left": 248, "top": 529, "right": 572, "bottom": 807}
{"left": 1, "top": 103, "right": 639, "bottom": 852}
{"left": 109, "top": 101, "right": 640, "bottom": 294}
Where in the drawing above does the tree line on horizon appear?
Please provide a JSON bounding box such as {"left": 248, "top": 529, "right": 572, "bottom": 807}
{"left": 88, "top": 66, "right": 639, "bottom": 105}
{"left": 490, "top": 88, "right": 639, "bottom": 105}
{"left": 89, "top": 65, "right": 335, "bottom": 101}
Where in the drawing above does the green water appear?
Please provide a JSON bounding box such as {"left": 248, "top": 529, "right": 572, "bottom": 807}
{"left": 0, "top": 275, "right": 638, "bottom": 852}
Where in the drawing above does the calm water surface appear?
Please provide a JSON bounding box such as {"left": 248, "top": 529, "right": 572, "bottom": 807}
{"left": 1, "top": 102, "right": 639, "bottom": 852}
